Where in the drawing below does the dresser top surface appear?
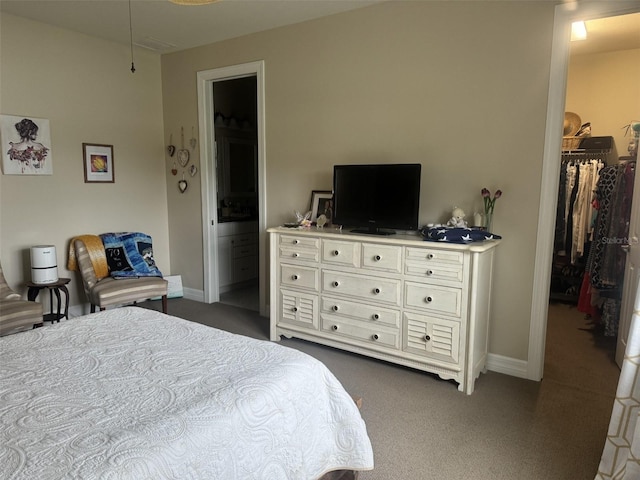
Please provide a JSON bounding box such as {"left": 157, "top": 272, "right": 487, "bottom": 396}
{"left": 268, "top": 226, "right": 500, "bottom": 252}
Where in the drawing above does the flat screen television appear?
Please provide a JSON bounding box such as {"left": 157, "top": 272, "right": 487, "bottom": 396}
{"left": 332, "top": 163, "right": 421, "bottom": 235}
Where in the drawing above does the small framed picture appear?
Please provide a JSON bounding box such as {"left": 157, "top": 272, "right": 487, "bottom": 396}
{"left": 83, "top": 143, "right": 114, "bottom": 183}
{"left": 309, "top": 190, "right": 333, "bottom": 224}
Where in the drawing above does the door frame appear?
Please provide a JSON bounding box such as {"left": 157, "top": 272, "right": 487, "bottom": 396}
{"left": 529, "top": 1, "right": 640, "bottom": 381}
{"left": 196, "top": 61, "right": 267, "bottom": 315}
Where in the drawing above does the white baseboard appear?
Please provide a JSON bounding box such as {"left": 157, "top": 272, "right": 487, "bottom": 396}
{"left": 486, "top": 353, "right": 529, "bottom": 379}
{"left": 183, "top": 287, "right": 204, "bottom": 302}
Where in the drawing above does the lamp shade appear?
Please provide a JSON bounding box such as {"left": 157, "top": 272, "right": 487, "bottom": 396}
{"left": 30, "top": 245, "right": 58, "bottom": 284}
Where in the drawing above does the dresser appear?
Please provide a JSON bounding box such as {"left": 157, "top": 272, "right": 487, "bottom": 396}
{"left": 268, "top": 226, "right": 500, "bottom": 394}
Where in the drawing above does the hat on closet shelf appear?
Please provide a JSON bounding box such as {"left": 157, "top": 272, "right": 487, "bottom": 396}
{"left": 563, "top": 112, "right": 582, "bottom": 136}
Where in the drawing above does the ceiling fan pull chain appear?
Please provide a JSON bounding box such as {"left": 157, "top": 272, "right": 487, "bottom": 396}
{"left": 129, "top": 0, "right": 136, "bottom": 73}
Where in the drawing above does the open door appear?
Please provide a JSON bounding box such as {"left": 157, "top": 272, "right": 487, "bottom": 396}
{"left": 617, "top": 162, "right": 640, "bottom": 366}
{"left": 197, "top": 61, "right": 267, "bottom": 315}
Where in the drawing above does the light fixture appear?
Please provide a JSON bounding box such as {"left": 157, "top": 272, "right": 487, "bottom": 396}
{"left": 571, "top": 21, "right": 587, "bottom": 41}
{"left": 170, "top": 0, "right": 220, "bottom": 5}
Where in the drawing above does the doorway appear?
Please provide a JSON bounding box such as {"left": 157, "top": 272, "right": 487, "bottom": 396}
{"left": 214, "top": 77, "right": 259, "bottom": 312}
{"left": 196, "top": 61, "right": 267, "bottom": 316}
{"left": 530, "top": 2, "right": 640, "bottom": 381}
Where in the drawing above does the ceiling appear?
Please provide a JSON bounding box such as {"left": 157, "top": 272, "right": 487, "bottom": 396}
{"left": 0, "top": 1, "right": 638, "bottom": 55}
{"left": 570, "top": 12, "right": 640, "bottom": 56}
{"left": 0, "top": 0, "right": 386, "bottom": 54}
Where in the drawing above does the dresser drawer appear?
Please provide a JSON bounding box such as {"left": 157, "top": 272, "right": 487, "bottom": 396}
{"left": 321, "top": 315, "right": 400, "bottom": 349}
{"left": 404, "top": 281, "right": 462, "bottom": 318}
{"left": 405, "top": 261, "right": 464, "bottom": 283}
{"left": 235, "top": 255, "right": 257, "bottom": 282}
{"left": 279, "top": 234, "right": 320, "bottom": 250}
{"left": 279, "top": 246, "right": 320, "bottom": 263}
{"left": 406, "top": 247, "right": 464, "bottom": 266}
{"left": 323, "top": 270, "right": 401, "bottom": 307}
{"left": 403, "top": 311, "right": 460, "bottom": 364}
{"left": 362, "top": 243, "right": 402, "bottom": 273}
{"left": 279, "top": 289, "right": 318, "bottom": 330}
{"left": 234, "top": 243, "right": 258, "bottom": 258}
{"left": 321, "top": 295, "right": 400, "bottom": 328}
{"left": 232, "top": 233, "right": 257, "bottom": 246}
{"left": 280, "top": 264, "right": 319, "bottom": 291}
{"left": 322, "top": 239, "right": 360, "bottom": 268}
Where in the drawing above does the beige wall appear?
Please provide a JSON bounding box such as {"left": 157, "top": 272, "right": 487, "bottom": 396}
{"left": 161, "top": 1, "right": 557, "bottom": 362}
{"left": 0, "top": 13, "right": 170, "bottom": 310}
{"left": 567, "top": 48, "right": 640, "bottom": 157}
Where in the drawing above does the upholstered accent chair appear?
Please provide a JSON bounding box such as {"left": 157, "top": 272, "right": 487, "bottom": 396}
{"left": 0, "top": 261, "right": 43, "bottom": 336}
{"left": 71, "top": 237, "right": 168, "bottom": 314}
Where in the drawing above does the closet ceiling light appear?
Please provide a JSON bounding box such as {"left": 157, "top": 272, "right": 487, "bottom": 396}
{"left": 169, "top": 0, "right": 220, "bottom": 5}
{"left": 571, "top": 21, "right": 587, "bottom": 41}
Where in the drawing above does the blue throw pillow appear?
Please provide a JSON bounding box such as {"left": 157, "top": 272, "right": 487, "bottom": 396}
{"left": 420, "top": 226, "right": 501, "bottom": 243}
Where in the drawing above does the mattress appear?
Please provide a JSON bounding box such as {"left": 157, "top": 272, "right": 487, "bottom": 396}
{"left": 0, "top": 307, "right": 373, "bottom": 479}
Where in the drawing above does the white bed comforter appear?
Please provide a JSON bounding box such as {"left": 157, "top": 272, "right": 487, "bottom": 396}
{"left": 0, "top": 307, "right": 373, "bottom": 479}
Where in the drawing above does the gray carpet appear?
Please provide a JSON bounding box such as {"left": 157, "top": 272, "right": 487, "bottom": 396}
{"left": 141, "top": 298, "right": 619, "bottom": 480}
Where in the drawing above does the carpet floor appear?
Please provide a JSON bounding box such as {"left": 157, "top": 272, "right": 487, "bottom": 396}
{"left": 141, "top": 297, "right": 619, "bottom": 480}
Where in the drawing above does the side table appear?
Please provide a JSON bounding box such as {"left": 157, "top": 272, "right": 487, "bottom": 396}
{"left": 26, "top": 277, "right": 71, "bottom": 324}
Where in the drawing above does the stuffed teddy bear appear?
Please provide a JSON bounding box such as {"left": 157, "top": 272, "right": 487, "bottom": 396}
{"left": 447, "top": 207, "right": 468, "bottom": 228}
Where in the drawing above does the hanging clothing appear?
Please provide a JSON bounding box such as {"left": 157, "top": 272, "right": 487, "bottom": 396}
{"left": 583, "top": 161, "right": 636, "bottom": 336}
{"left": 589, "top": 163, "right": 634, "bottom": 290}
{"left": 554, "top": 155, "right": 605, "bottom": 262}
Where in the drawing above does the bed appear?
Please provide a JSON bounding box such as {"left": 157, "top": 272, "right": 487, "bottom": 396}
{"left": 0, "top": 307, "right": 373, "bottom": 479}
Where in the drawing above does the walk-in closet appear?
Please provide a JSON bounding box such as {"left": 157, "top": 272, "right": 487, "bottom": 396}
{"left": 547, "top": 12, "right": 639, "bottom": 379}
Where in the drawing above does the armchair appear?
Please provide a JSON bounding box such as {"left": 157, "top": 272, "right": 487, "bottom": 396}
{"left": 70, "top": 235, "right": 168, "bottom": 314}
{"left": 0, "top": 261, "right": 43, "bottom": 336}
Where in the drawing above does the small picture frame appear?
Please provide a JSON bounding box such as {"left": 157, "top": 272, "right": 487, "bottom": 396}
{"left": 83, "top": 143, "right": 114, "bottom": 183}
{"left": 309, "top": 190, "right": 333, "bottom": 224}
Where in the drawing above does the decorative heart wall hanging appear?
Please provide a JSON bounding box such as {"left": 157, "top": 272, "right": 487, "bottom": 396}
{"left": 178, "top": 179, "right": 188, "bottom": 193}
{"left": 178, "top": 127, "right": 190, "bottom": 167}
{"left": 167, "top": 134, "right": 176, "bottom": 157}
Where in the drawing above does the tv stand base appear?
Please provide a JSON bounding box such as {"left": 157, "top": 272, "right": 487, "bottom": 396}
{"left": 350, "top": 227, "right": 395, "bottom": 236}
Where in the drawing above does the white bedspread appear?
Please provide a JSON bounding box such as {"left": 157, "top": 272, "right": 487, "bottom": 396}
{"left": 0, "top": 307, "right": 373, "bottom": 479}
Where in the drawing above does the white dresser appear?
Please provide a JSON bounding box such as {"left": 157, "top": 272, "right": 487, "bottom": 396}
{"left": 268, "top": 226, "right": 500, "bottom": 394}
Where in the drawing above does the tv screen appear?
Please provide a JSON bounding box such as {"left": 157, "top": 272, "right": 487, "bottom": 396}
{"left": 332, "top": 163, "right": 421, "bottom": 235}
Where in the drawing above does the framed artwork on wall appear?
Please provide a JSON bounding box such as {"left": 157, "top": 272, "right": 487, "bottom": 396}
{"left": 0, "top": 114, "right": 53, "bottom": 175}
{"left": 309, "top": 190, "right": 333, "bottom": 224}
{"left": 83, "top": 143, "right": 114, "bottom": 183}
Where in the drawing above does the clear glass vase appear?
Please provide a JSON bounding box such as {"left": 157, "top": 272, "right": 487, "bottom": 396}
{"left": 484, "top": 212, "right": 493, "bottom": 232}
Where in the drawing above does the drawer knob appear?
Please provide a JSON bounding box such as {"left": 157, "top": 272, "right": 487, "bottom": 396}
{"left": 293, "top": 253, "right": 299, "bottom": 258}
{"left": 427, "top": 253, "right": 434, "bottom": 260}
{"left": 372, "top": 313, "right": 379, "bottom": 320}
{"left": 294, "top": 239, "right": 299, "bottom": 244}
{"left": 332, "top": 305, "right": 339, "bottom": 312}
{"left": 332, "top": 325, "right": 339, "bottom": 331}
{"left": 426, "top": 269, "right": 433, "bottom": 276}
{"left": 373, "top": 288, "right": 381, "bottom": 294}
{"left": 292, "top": 274, "right": 299, "bottom": 280}
{"left": 374, "top": 255, "right": 381, "bottom": 261}
{"left": 372, "top": 334, "right": 379, "bottom": 341}
{"left": 424, "top": 334, "right": 431, "bottom": 342}
{"left": 332, "top": 281, "right": 340, "bottom": 288}
{"left": 292, "top": 307, "right": 298, "bottom": 312}
{"left": 425, "top": 296, "right": 433, "bottom": 303}
{"left": 333, "top": 250, "right": 340, "bottom": 256}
